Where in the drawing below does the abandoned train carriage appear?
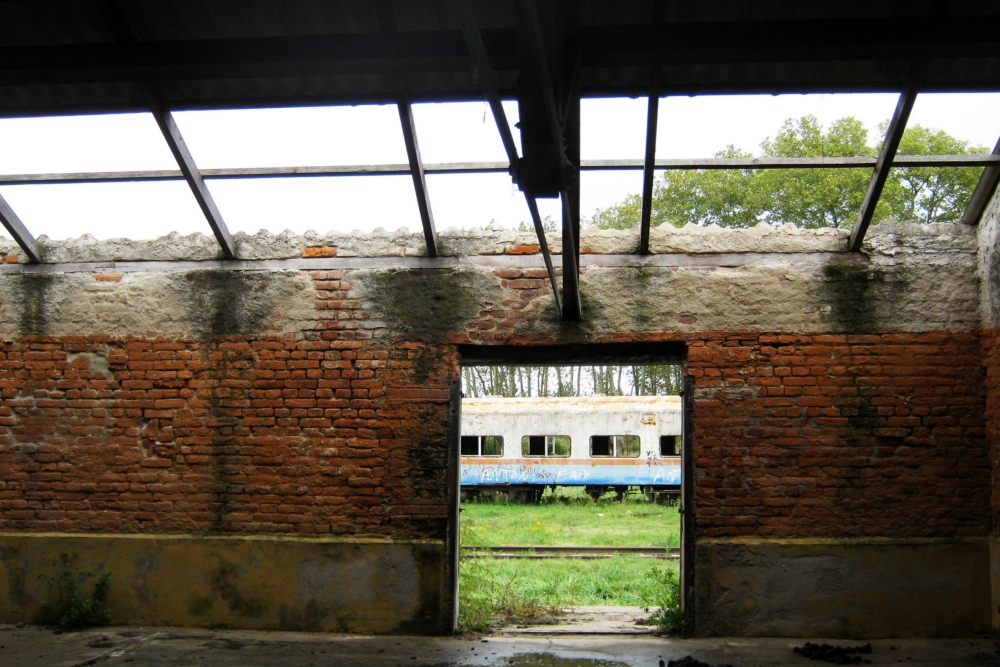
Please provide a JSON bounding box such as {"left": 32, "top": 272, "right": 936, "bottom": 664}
{"left": 460, "top": 395, "right": 682, "bottom": 501}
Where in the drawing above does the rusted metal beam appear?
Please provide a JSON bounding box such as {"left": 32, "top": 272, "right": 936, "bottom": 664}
{"left": 519, "top": 0, "right": 569, "bottom": 183}
{"left": 454, "top": 0, "right": 521, "bottom": 181}
{"left": 639, "top": 76, "right": 660, "bottom": 255}
{"left": 961, "top": 136, "right": 1000, "bottom": 225}
{"left": 519, "top": 0, "right": 580, "bottom": 320}
{"left": 848, "top": 88, "right": 917, "bottom": 252}
{"left": 147, "top": 91, "right": 236, "bottom": 260}
{"left": 5, "top": 154, "right": 997, "bottom": 186}
{"left": 397, "top": 98, "right": 438, "bottom": 257}
{"left": 0, "top": 193, "right": 41, "bottom": 263}
{"left": 455, "top": 0, "right": 562, "bottom": 317}
{"left": 378, "top": 1, "right": 438, "bottom": 257}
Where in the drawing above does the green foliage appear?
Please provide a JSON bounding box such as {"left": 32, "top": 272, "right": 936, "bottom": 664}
{"left": 758, "top": 116, "right": 874, "bottom": 228}
{"left": 517, "top": 214, "right": 558, "bottom": 233}
{"left": 37, "top": 552, "right": 113, "bottom": 629}
{"left": 883, "top": 125, "right": 988, "bottom": 223}
{"left": 590, "top": 114, "right": 987, "bottom": 230}
{"left": 645, "top": 565, "right": 685, "bottom": 635}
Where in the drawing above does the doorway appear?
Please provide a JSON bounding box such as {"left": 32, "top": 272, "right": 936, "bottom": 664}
{"left": 451, "top": 343, "right": 691, "bottom": 635}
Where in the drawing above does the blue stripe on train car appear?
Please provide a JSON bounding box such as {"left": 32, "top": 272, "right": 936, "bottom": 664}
{"left": 460, "top": 462, "right": 681, "bottom": 487}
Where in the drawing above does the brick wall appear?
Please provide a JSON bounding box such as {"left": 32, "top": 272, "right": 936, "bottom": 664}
{"left": 688, "top": 332, "right": 990, "bottom": 538}
{"left": 0, "top": 263, "right": 991, "bottom": 542}
{"left": 981, "top": 328, "right": 1000, "bottom": 533}
{"left": 0, "top": 270, "right": 456, "bottom": 538}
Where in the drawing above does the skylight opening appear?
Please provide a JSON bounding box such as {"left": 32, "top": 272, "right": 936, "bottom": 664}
{"left": 904, "top": 93, "right": 1000, "bottom": 152}
{"left": 0, "top": 182, "right": 210, "bottom": 240}
{"left": 587, "top": 166, "right": 876, "bottom": 231}
{"left": 171, "top": 105, "right": 410, "bottom": 169}
{"left": 204, "top": 176, "right": 422, "bottom": 236}
{"left": 581, "top": 97, "right": 648, "bottom": 160}
{"left": 581, "top": 171, "right": 644, "bottom": 226}
{"left": 655, "top": 94, "right": 900, "bottom": 159}
{"left": 424, "top": 173, "right": 527, "bottom": 231}
{"left": 0, "top": 113, "right": 177, "bottom": 174}
{"left": 411, "top": 101, "right": 521, "bottom": 163}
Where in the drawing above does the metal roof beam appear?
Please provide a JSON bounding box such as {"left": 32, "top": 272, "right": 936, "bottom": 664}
{"left": 639, "top": 79, "right": 660, "bottom": 256}
{"left": 639, "top": 0, "right": 665, "bottom": 256}
{"left": 961, "top": 135, "right": 1000, "bottom": 225}
{"left": 397, "top": 98, "right": 438, "bottom": 257}
{"left": 0, "top": 194, "right": 41, "bottom": 263}
{"left": 454, "top": 0, "right": 561, "bottom": 318}
{"left": 5, "top": 154, "right": 1000, "bottom": 186}
{"left": 848, "top": 88, "right": 917, "bottom": 252}
{"left": 379, "top": 0, "right": 438, "bottom": 257}
{"left": 519, "top": 0, "right": 580, "bottom": 320}
{"left": 147, "top": 91, "right": 236, "bottom": 260}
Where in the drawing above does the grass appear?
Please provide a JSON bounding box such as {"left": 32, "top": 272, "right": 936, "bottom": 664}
{"left": 458, "top": 487, "right": 682, "bottom": 633}
{"left": 460, "top": 487, "right": 680, "bottom": 548}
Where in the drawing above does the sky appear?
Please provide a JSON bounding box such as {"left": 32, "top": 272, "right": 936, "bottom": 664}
{"left": 0, "top": 92, "right": 998, "bottom": 242}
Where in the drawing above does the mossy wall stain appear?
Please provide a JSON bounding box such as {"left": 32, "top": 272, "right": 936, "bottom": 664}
{"left": 353, "top": 269, "right": 496, "bottom": 339}
{"left": 817, "top": 263, "right": 893, "bottom": 333}
{"left": 13, "top": 273, "right": 55, "bottom": 335}
{"left": 175, "top": 270, "right": 301, "bottom": 339}
{"left": 987, "top": 237, "right": 1000, "bottom": 326}
{"left": 189, "top": 560, "right": 266, "bottom": 620}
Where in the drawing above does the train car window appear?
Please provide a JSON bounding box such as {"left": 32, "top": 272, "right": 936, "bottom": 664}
{"left": 660, "top": 435, "right": 680, "bottom": 456}
{"left": 521, "top": 435, "right": 571, "bottom": 457}
{"left": 461, "top": 435, "right": 504, "bottom": 456}
{"left": 591, "top": 435, "right": 611, "bottom": 456}
{"left": 590, "top": 435, "right": 640, "bottom": 458}
{"left": 482, "top": 436, "right": 503, "bottom": 456}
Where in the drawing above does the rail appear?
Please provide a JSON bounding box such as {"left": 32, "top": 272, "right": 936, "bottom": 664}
{"left": 460, "top": 545, "right": 679, "bottom": 559}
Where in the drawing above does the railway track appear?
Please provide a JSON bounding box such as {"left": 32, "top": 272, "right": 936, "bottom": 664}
{"left": 461, "top": 545, "right": 679, "bottom": 559}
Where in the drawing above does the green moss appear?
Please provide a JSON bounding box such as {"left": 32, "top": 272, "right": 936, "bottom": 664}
{"left": 176, "top": 270, "right": 300, "bottom": 339}
{"left": 14, "top": 273, "right": 55, "bottom": 335}
{"left": 357, "top": 269, "right": 491, "bottom": 338}
{"left": 192, "top": 561, "right": 266, "bottom": 619}
{"left": 818, "top": 263, "right": 887, "bottom": 333}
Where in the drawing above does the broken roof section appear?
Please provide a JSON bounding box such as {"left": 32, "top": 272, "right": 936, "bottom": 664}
{"left": 1, "top": 0, "right": 1000, "bottom": 320}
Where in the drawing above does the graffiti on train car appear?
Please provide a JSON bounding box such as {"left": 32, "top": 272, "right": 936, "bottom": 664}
{"left": 460, "top": 462, "right": 681, "bottom": 487}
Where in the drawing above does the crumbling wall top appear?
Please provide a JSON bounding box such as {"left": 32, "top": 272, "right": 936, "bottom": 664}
{"left": 0, "top": 220, "right": 973, "bottom": 264}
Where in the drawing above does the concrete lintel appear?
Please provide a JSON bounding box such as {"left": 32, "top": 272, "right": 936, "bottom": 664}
{"left": 0, "top": 252, "right": 868, "bottom": 275}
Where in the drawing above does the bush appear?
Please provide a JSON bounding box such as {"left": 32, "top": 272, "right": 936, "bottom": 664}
{"left": 37, "top": 552, "right": 113, "bottom": 629}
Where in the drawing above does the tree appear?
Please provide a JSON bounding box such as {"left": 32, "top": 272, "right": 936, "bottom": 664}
{"left": 881, "top": 125, "right": 988, "bottom": 223}
{"left": 461, "top": 365, "right": 681, "bottom": 398}
{"left": 590, "top": 115, "right": 987, "bottom": 229}
{"left": 757, "top": 116, "right": 875, "bottom": 228}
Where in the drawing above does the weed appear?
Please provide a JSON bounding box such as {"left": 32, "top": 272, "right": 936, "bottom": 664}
{"left": 458, "top": 557, "right": 560, "bottom": 633}
{"left": 644, "top": 565, "right": 685, "bottom": 635}
{"left": 37, "top": 552, "right": 113, "bottom": 629}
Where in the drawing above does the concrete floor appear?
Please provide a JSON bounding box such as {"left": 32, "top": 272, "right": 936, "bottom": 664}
{"left": 2, "top": 624, "right": 998, "bottom": 667}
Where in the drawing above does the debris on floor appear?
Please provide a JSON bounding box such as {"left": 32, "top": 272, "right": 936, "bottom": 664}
{"left": 663, "top": 656, "right": 733, "bottom": 667}
{"left": 793, "top": 642, "right": 873, "bottom": 664}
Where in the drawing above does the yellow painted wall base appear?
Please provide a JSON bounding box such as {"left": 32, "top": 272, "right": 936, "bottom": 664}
{"left": 694, "top": 537, "right": 991, "bottom": 638}
{"left": 0, "top": 533, "right": 446, "bottom": 634}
